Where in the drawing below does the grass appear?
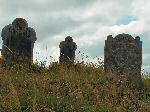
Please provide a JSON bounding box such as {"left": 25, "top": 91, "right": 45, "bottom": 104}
{"left": 0, "top": 60, "right": 150, "bottom": 112}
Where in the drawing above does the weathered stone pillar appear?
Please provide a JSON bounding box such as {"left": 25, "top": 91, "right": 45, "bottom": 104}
{"left": 59, "top": 36, "right": 77, "bottom": 64}
{"left": 104, "top": 34, "right": 143, "bottom": 87}
{"left": 1, "top": 18, "right": 37, "bottom": 62}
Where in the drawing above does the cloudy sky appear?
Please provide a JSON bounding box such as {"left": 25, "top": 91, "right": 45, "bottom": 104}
{"left": 0, "top": 0, "right": 149, "bottom": 72}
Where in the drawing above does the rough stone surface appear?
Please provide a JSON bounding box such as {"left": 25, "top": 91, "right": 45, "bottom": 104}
{"left": 59, "top": 36, "right": 77, "bottom": 63}
{"left": 104, "top": 34, "right": 142, "bottom": 87}
{"left": 1, "top": 18, "right": 36, "bottom": 62}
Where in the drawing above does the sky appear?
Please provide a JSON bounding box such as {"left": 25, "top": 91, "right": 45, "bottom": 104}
{"left": 0, "top": 0, "right": 149, "bottom": 72}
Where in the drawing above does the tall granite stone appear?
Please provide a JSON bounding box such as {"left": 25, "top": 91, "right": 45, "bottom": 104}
{"left": 104, "top": 34, "right": 142, "bottom": 87}
{"left": 59, "top": 36, "right": 77, "bottom": 64}
{"left": 1, "top": 18, "right": 37, "bottom": 62}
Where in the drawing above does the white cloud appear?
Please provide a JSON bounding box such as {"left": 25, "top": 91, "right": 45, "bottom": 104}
{"left": 34, "top": 42, "right": 60, "bottom": 64}
{"left": 110, "top": 20, "right": 146, "bottom": 36}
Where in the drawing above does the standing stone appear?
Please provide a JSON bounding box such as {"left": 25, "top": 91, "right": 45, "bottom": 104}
{"left": 59, "top": 36, "right": 77, "bottom": 64}
{"left": 1, "top": 18, "right": 37, "bottom": 62}
{"left": 104, "top": 34, "right": 142, "bottom": 87}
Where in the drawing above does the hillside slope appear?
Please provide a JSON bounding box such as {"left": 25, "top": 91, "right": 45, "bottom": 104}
{"left": 0, "top": 62, "right": 150, "bottom": 112}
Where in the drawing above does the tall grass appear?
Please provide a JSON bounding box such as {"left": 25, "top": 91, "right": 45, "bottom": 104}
{"left": 0, "top": 60, "right": 150, "bottom": 112}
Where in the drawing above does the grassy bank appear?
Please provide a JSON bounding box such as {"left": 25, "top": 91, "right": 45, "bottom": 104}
{"left": 0, "top": 62, "right": 150, "bottom": 112}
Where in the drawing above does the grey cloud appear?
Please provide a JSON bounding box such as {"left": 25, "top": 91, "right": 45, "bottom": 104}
{"left": 81, "top": 43, "right": 104, "bottom": 58}
{"left": 0, "top": 0, "right": 94, "bottom": 14}
{"left": 0, "top": 0, "right": 134, "bottom": 42}
{"left": 36, "top": 17, "right": 83, "bottom": 42}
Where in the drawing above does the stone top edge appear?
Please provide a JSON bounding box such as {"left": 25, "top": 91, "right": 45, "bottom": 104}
{"left": 106, "top": 33, "right": 141, "bottom": 42}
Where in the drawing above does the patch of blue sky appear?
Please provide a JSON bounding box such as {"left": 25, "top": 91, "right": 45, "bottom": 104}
{"left": 116, "top": 16, "right": 138, "bottom": 25}
{"left": 140, "top": 36, "right": 144, "bottom": 47}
